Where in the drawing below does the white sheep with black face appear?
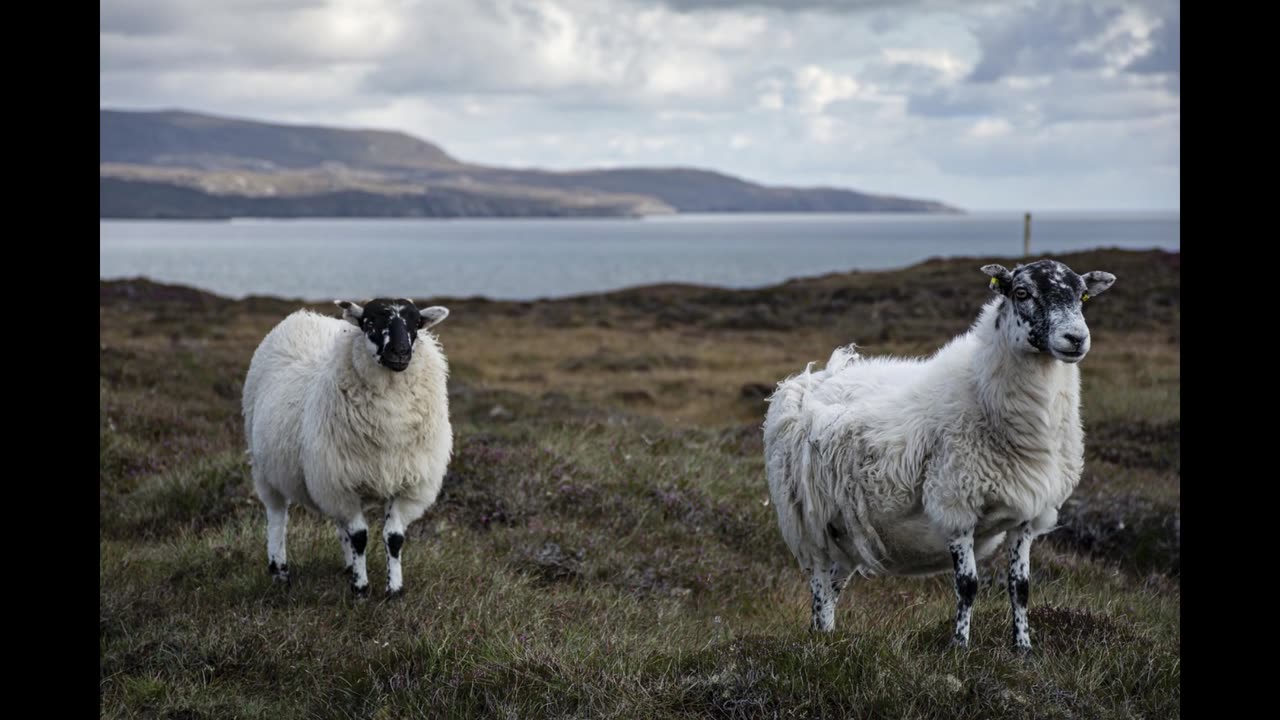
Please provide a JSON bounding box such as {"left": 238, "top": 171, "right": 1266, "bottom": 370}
{"left": 762, "top": 259, "right": 1116, "bottom": 652}
{"left": 242, "top": 297, "right": 452, "bottom": 598}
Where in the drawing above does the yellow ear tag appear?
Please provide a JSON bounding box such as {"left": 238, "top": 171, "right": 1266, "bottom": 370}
{"left": 1082, "top": 292, "right": 1090, "bottom": 302}
{"left": 989, "top": 277, "right": 999, "bottom": 288}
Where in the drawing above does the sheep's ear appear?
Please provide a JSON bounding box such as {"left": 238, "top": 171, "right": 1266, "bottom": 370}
{"left": 981, "top": 264, "right": 1013, "bottom": 294}
{"left": 1080, "top": 271, "right": 1116, "bottom": 300}
{"left": 334, "top": 300, "right": 364, "bottom": 327}
{"left": 418, "top": 306, "right": 449, "bottom": 329}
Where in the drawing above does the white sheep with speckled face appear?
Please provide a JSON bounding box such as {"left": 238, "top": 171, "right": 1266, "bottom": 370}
{"left": 762, "top": 259, "right": 1116, "bottom": 652}
{"left": 242, "top": 297, "right": 452, "bottom": 598}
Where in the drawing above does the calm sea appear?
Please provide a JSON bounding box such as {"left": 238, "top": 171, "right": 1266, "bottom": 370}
{"left": 99, "top": 212, "right": 1179, "bottom": 301}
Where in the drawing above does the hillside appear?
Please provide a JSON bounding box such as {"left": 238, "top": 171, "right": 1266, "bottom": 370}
{"left": 100, "top": 109, "right": 962, "bottom": 219}
{"left": 100, "top": 109, "right": 461, "bottom": 171}
{"left": 101, "top": 249, "right": 1177, "bottom": 717}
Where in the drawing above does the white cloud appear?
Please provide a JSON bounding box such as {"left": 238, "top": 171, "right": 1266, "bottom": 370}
{"left": 805, "top": 115, "right": 846, "bottom": 144}
{"left": 882, "top": 48, "right": 969, "bottom": 81}
{"left": 969, "top": 117, "right": 1012, "bottom": 138}
{"left": 793, "top": 65, "right": 860, "bottom": 114}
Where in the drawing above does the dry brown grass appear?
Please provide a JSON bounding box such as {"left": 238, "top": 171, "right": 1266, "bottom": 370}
{"left": 100, "top": 249, "right": 1179, "bottom": 718}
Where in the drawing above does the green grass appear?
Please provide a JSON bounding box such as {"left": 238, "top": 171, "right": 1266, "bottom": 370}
{"left": 100, "top": 250, "right": 1180, "bottom": 718}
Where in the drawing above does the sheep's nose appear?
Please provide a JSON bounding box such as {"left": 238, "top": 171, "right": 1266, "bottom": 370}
{"left": 1062, "top": 333, "right": 1084, "bottom": 349}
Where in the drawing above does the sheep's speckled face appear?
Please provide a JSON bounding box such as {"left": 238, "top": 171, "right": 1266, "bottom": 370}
{"left": 982, "top": 260, "right": 1116, "bottom": 363}
{"left": 334, "top": 298, "right": 450, "bottom": 372}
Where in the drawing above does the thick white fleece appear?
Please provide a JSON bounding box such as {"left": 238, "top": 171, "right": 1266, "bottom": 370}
{"left": 243, "top": 310, "right": 452, "bottom": 521}
{"left": 763, "top": 298, "right": 1082, "bottom": 578}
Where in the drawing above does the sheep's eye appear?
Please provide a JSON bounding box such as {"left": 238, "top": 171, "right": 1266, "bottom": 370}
{"left": 1014, "top": 287, "right": 1030, "bottom": 300}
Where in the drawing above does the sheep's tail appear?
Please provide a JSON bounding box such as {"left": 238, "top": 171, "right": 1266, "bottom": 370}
{"left": 764, "top": 342, "right": 864, "bottom": 463}
{"left": 826, "top": 343, "right": 861, "bottom": 372}
{"left": 764, "top": 343, "right": 860, "bottom": 408}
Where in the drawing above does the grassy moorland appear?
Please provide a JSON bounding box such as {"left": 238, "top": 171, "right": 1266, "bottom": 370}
{"left": 99, "top": 249, "right": 1179, "bottom": 718}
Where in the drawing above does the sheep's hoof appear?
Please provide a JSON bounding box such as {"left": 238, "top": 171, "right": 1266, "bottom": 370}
{"left": 1011, "top": 643, "right": 1032, "bottom": 658}
{"left": 950, "top": 635, "right": 970, "bottom": 649}
{"left": 385, "top": 587, "right": 405, "bottom": 601}
{"left": 269, "top": 562, "right": 290, "bottom": 585}
{"left": 351, "top": 583, "right": 370, "bottom": 599}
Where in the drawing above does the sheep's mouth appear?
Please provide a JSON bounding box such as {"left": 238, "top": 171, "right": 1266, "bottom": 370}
{"left": 1051, "top": 348, "right": 1085, "bottom": 363}
{"left": 381, "top": 356, "right": 411, "bottom": 372}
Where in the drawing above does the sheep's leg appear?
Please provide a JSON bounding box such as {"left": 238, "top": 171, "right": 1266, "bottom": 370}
{"left": 336, "top": 522, "right": 354, "bottom": 576}
{"left": 948, "top": 530, "right": 978, "bottom": 647}
{"left": 344, "top": 514, "right": 371, "bottom": 597}
{"left": 809, "top": 562, "right": 849, "bottom": 632}
{"left": 1007, "top": 524, "right": 1033, "bottom": 653}
{"left": 831, "top": 564, "right": 852, "bottom": 599}
{"left": 384, "top": 496, "right": 431, "bottom": 598}
{"left": 261, "top": 488, "right": 290, "bottom": 585}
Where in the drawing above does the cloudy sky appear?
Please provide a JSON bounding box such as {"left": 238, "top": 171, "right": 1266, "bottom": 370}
{"left": 101, "top": 0, "right": 1179, "bottom": 211}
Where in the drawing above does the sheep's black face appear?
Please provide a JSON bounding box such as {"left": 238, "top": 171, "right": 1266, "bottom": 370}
{"left": 335, "top": 298, "right": 451, "bottom": 372}
{"left": 982, "top": 259, "right": 1116, "bottom": 363}
{"left": 362, "top": 299, "right": 421, "bottom": 371}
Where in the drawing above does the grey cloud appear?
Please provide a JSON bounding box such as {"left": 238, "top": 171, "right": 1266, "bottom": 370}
{"left": 1126, "top": 17, "right": 1179, "bottom": 74}
{"left": 967, "top": 2, "right": 1127, "bottom": 82}
{"left": 964, "top": 0, "right": 1179, "bottom": 84}
{"left": 907, "top": 72, "right": 1177, "bottom": 127}
{"left": 101, "top": 0, "right": 322, "bottom": 37}
{"left": 99, "top": 0, "right": 1179, "bottom": 209}
{"left": 100, "top": 0, "right": 186, "bottom": 36}
{"left": 1037, "top": 87, "right": 1177, "bottom": 125}
{"left": 866, "top": 63, "right": 956, "bottom": 96}
{"left": 907, "top": 90, "right": 991, "bottom": 118}
{"left": 652, "top": 0, "right": 963, "bottom": 12}
{"left": 868, "top": 11, "right": 907, "bottom": 34}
